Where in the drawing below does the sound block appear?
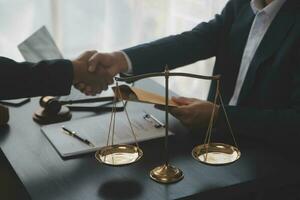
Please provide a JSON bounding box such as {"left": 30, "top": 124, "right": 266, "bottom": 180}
{"left": 33, "top": 106, "right": 72, "bottom": 124}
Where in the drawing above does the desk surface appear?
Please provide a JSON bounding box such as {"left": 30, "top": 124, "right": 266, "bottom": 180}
{"left": 1, "top": 79, "right": 299, "bottom": 200}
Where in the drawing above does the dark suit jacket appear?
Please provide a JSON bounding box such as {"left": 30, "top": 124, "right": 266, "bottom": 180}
{"left": 0, "top": 57, "right": 73, "bottom": 100}
{"left": 124, "top": 0, "right": 300, "bottom": 145}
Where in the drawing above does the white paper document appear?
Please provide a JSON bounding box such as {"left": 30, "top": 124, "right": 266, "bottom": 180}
{"left": 42, "top": 111, "right": 173, "bottom": 158}
{"left": 18, "top": 26, "right": 63, "bottom": 62}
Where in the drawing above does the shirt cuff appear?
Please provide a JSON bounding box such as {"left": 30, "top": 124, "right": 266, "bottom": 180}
{"left": 120, "top": 51, "right": 133, "bottom": 74}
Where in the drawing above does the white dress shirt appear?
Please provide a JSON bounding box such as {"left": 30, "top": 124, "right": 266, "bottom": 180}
{"left": 120, "top": 51, "right": 133, "bottom": 73}
{"left": 229, "top": 0, "right": 286, "bottom": 105}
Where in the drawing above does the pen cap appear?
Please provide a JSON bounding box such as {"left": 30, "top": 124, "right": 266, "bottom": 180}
{"left": 0, "top": 104, "right": 9, "bottom": 126}
{"left": 39, "top": 96, "right": 62, "bottom": 115}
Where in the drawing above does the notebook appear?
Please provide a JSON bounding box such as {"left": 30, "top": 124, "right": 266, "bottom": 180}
{"left": 41, "top": 111, "right": 173, "bottom": 158}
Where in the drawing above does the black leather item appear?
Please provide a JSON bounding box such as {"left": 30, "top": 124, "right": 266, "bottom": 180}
{"left": 0, "top": 104, "right": 9, "bottom": 126}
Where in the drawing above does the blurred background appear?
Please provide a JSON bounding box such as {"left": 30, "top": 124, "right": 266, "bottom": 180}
{"left": 0, "top": 0, "right": 228, "bottom": 99}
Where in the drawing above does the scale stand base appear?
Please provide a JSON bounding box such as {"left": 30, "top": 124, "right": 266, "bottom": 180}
{"left": 150, "top": 164, "right": 183, "bottom": 184}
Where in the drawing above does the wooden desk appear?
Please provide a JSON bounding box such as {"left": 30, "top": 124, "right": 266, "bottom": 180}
{"left": 0, "top": 79, "right": 299, "bottom": 200}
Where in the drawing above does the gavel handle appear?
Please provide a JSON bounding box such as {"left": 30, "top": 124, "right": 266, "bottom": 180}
{"left": 60, "top": 96, "right": 115, "bottom": 105}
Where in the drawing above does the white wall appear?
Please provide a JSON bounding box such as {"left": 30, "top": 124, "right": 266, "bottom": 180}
{"left": 0, "top": 0, "right": 228, "bottom": 99}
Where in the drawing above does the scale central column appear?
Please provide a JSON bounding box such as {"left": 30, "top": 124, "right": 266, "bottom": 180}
{"left": 149, "top": 66, "right": 183, "bottom": 184}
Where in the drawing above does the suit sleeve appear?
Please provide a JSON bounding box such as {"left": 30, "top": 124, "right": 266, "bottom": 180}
{"left": 0, "top": 57, "right": 73, "bottom": 100}
{"left": 123, "top": 0, "right": 236, "bottom": 75}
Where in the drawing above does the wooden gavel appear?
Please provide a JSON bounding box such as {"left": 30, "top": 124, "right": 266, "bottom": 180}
{"left": 39, "top": 96, "right": 115, "bottom": 115}
{"left": 33, "top": 96, "right": 115, "bottom": 124}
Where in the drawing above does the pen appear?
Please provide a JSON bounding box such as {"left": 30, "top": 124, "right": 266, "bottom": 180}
{"left": 61, "top": 126, "right": 95, "bottom": 147}
{"left": 143, "top": 112, "right": 165, "bottom": 128}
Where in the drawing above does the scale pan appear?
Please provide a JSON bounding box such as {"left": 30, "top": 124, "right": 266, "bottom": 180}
{"left": 192, "top": 143, "right": 241, "bottom": 165}
{"left": 95, "top": 144, "right": 143, "bottom": 166}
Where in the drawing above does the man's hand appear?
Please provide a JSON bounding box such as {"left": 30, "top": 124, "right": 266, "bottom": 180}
{"left": 88, "top": 51, "right": 128, "bottom": 78}
{"left": 73, "top": 51, "right": 128, "bottom": 95}
{"left": 72, "top": 50, "right": 112, "bottom": 95}
{"left": 169, "top": 97, "right": 219, "bottom": 129}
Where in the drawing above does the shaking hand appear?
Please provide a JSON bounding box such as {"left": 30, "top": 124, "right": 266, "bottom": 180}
{"left": 72, "top": 50, "right": 111, "bottom": 95}
{"left": 88, "top": 51, "right": 129, "bottom": 76}
{"left": 72, "top": 51, "right": 128, "bottom": 95}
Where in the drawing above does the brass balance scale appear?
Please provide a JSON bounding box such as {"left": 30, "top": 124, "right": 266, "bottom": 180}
{"left": 95, "top": 66, "right": 241, "bottom": 184}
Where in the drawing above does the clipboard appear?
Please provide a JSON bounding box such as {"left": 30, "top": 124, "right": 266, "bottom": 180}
{"left": 41, "top": 111, "right": 173, "bottom": 158}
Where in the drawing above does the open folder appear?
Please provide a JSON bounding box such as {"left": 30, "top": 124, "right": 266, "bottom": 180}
{"left": 42, "top": 111, "right": 173, "bottom": 158}
{"left": 113, "top": 85, "right": 179, "bottom": 107}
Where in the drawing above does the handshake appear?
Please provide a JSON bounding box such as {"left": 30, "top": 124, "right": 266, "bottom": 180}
{"left": 71, "top": 50, "right": 129, "bottom": 96}
{"left": 71, "top": 51, "right": 219, "bottom": 130}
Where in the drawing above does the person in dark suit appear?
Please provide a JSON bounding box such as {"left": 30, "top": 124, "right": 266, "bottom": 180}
{"left": 87, "top": 1, "right": 300, "bottom": 198}
{"left": 88, "top": 0, "right": 300, "bottom": 146}
{"left": 0, "top": 51, "right": 113, "bottom": 100}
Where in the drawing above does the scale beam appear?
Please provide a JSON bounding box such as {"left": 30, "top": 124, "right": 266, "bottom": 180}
{"left": 116, "top": 72, "right": 221, "bottom": 83}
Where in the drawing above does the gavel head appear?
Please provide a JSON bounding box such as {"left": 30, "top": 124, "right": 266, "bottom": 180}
{"left": 39, "top": 96, "right": 62, "bottom": 115}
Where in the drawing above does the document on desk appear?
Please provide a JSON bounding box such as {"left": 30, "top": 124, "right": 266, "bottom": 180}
{"left": 41, "top": 111, "right": 173, "bottom": 158}
{"left": 18, "top": 26, "right": 64, "bottom": 62}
